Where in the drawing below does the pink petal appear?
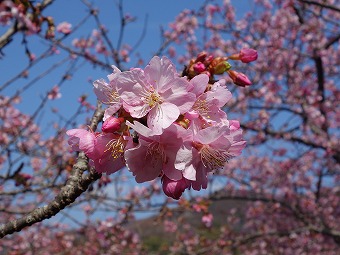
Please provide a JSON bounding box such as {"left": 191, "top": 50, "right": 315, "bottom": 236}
{"left": 163, "top": 164, "right": 183, "bottom": 181}
{"left": 66, "top": 129, "right": 97, "bottom": 159}
{"left": 228, "top": 141, "right": 246, "bottom": 156}
{"left": 175, "top": 142, "right": 193, "bottom": 171}
{"left": 183, "top": 164, "right": 197, "bottom": 181}
{"left": 126, "top": 120, "right": 155, "bottom": 138}
{"left": 147, "top": 102, "right": 180, "bottom": 134}
{"left": 206, "top": 84, "right": 232, "bottom": 107}
{"left": 103, "top": 105, "right": 121, "bottom": 121}
{"left": 144, "top": 56, "right": 176, "bottom": 92}
{"left": 93, "top": 79, "right": 111, "bottom": 103}
{"left": 94, "top": 153, "right": 125, "bottom": 174}
{"left": 125, "top": 139, "right": 162, "bottom": 183}
{"left": 191, "top": 164, "right": 208, "bottom": 191}
{"left": 161, "top": 78, "right": 196, "bottom": 113}
{"left": 189, "top": 74, "right": 209, "bottom": 97}
{"left": 195, "top": 125, "right": 227, "bottom": 144}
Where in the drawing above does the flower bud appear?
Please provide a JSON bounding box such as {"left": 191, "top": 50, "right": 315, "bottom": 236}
{"left": 204, "top": 55, "right": 214, "bottom": 66}
{"left": 213, "top": 61, "right": 232, "bottom": 74}
{"left": 228, "top": 70, "right": 252, "bottom": 87}
{"left": 193, "top": 62, "right": 206, "bottom": 73}
{"left": 102, "top": 116, "right": 124, "bottom": 133}
{"left": 162, "top": 176, "right": 189, "bottom": 200}
{"left": 239, "top": 48, "right": 258, "bottom": 63}
{"left": 196, "top": 52, "right": 208, "bottom": 63}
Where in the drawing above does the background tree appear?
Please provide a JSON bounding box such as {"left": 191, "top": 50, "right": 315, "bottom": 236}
{"left": 0, "top": 0, "right": 339, "bottom": 254}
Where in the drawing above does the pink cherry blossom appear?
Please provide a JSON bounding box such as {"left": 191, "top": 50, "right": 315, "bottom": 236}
{"left": 202, "top": 213, "right": 213, "bottom": 227}
{"left": 56, "top": 22, "right": 72, "bottom": 35}
{"left": 116, "top": 56, "right": 196, "bottom": 134}
{"left": 125, "top": 121, "right": 190, "bottom": 182}
{"left": 66, "top": 129, "right": 98, "bottom": 159}
{"left": 66, "top": 129, "right": 127, "bottom": 174}
{"left": 93, "top": 66, "right": 122, "bottom": 121}
{"left": 175, "top": 122, "right": 245, "bottom": 191}
{"left": 186, "top": 76, "right": 232, "bottom": 123}
{"left": 91, "top": 132, "right": 127, "bottom": 174}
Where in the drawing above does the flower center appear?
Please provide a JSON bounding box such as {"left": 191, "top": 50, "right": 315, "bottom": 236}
{"left": 146, "top": 141, "right": 167, "bottom": 163}
{"left": 102, "top": 86, "right": 120, "bottom": 105}
{"left": 147, "top": 91, "right": 163, "bottom": 108}
{"left": 192, "top": 98, "right": 210, "bottom": 118}
{"left": 105, "top": 136, "right": 125, "bottom": 159}
{"left": 194, "top": 142, "right": 232, "bottom": 170}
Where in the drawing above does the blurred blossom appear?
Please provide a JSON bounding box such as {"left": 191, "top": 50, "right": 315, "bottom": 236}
{"left": 56, "top": 21, "right": 72, "bottom": 34}
{"left": 47, "top": 86, "right": 61, "bottom": 100}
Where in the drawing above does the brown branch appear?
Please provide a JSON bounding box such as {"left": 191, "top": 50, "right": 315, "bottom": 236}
{"left": 0, "top": 102, "right": 104, "bottom": 238}
{"left": 0, "top": 0, "right": 54, "bottom": 51}
{"left": 313, "top": 53, "right": 328, "bottom": 132}
{"left": 0, "top": 25, "right": 17, "bottom": 51}
{"left": 299, "top": 0, "right": 340, "bottom": 13}
{"left": 324, "top": 33, "right": 340, "bottom": 49}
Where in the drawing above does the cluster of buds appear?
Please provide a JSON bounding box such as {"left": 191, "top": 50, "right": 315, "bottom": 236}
{"left": 184, "top": 48, "right": 257, "bottom": 87}
{"left": 67, "top": 50, "right": 257, "bottom": 200}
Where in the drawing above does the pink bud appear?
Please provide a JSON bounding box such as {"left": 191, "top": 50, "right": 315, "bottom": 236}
{"left": 239, "top": 48, "right": 258, "bottom": 63}
{"left": 193, "top": 62, "right": 206, "bottom": 73}
{"left": 161, "top": 176, "right": 189, "bottom": 200}
{"left": 196, "top": 52, "right": 207, "bottom": 62}
{"left": 228, "top": 70, "right": 252, "bottom": 87}
{"left": 102, "top": 117, "right": 124, "bottom": 133}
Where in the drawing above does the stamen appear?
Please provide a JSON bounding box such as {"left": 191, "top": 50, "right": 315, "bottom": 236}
{"left": 146, "top": 141, "right": 167, "bottom": 163}
{"left": 105, "top": 136, "right": 125, "bottom": 159}
{"left": 193, "top": 99, "right": 210, "bottom": 118}
{"left": 101, "top": 86, "right": 120, "bottom": 105}
{"left": 199, "top": 144, "right": 233, "bottom": 170}
{"left": 147, "top": 91, "right": 163, "bottom": 108}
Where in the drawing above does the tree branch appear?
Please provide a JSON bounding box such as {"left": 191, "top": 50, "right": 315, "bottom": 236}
{"left": 299, "top": 0, "right": 340, "bottom": 13}
{"left": 0, "top": 0, "right": 54, "bottom": 51}
{"left": 0, "top": 102, "right": 104, "bottom": 238}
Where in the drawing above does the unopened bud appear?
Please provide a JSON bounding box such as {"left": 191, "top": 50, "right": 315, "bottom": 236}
{"left": 214, "top": 61, "right": 232, "bottom": 74}
{"left": 204, "top": 55, "right": 214, "bottom": 66}
{"left": 229, "top": 48, "right": 258, "bottom": 63}
{"left": 239, "top": 48, "right": 258, "bottom": 63}
{"left": 196, "top": 52, "right": 208, "bottom": 63}
{"left": 102, "top": 117, "right": 124, "bottom": 133}
{"left": 228, "top": 70, "right": 252, "bottom": 87}
{"left": 162, "top": 175, "right": 189, "bottom": 200}
{"left": 193, "top": 62, "right": 206, "bottom": 73}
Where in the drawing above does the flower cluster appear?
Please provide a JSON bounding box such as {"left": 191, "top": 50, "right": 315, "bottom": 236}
{"left": 184, "top": 49, "right": 257, "bottom": 86}
{"left": 67, "top": 51, "right": 256, "bottom": 199}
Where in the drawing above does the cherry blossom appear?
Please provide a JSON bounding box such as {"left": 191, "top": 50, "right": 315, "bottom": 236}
{"left": 176, "top": 123, "right": 245, "bottom": 190}
{"left": 93, "top": 66, "right": 122, "bottom": 121}
{"left": 67, "top": 53, "right": 250, "bottom": 198}
{"left": 116, "top": 56, "right": 196, "bottom": 134}
{"left": 125, "top": 121, "right": 189, "bottom": 182}
{"left": 186, "top": 76, "right": 232, "bottom": 124}
{"left": 56, "top": 21, "right": 72, "bottom": 35}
